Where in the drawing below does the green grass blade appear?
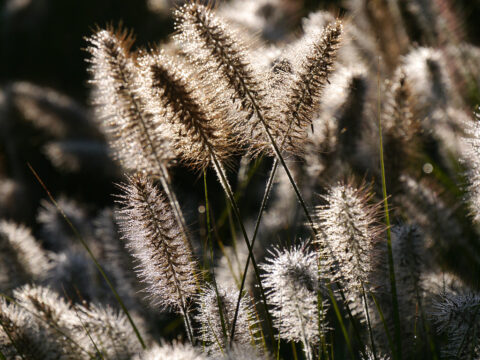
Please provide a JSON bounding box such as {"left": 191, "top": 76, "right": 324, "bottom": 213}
{"left": 327, "top": 284, "right": 355, "bottom": 359}
{"left": 377, "top": 64, "right": 402, "bottom": 360}
{"left": 370, "top": 291, "right": 394, "bottom": 354}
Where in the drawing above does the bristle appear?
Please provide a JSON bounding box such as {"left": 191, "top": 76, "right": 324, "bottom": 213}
{"left": 115, "top": 173, "right": 198, "bottom": 311}
{"left": 139, "top": 51, "right": 236, "bottom": 169}
{"left": 86, "top": 26, "right": 173, "bottom": 176}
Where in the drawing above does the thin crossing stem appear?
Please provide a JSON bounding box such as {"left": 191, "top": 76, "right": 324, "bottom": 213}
{"left": 209, "top": 154, "right": 276, "bottom": 350}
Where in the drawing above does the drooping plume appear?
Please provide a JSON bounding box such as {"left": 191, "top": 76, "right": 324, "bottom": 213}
{"left": 86, "top": 26, "right": 172, "bottom": 176}
{"left": 116, "top": 173, "right": 197, "bottom": 311}
{"left": 277, "top": 20, "right": 342, "bottom": 151}
{"left": 139, "top": 51, "right": 236, "bottom": 169}
{"left": 173, "top": 2, "right": 276, "bottom": 156}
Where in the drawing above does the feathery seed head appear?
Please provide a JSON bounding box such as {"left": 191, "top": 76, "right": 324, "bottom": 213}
{"left": 315, "top": 181, "right": 383, "bottom": 291}
{"left": 135, "top": 341, "right": 207, "bottom": 360}
{"left": 13, "top": 285, "right": 72, "bottom": 326}
{"left": 116, "top": 173, "right": 198, "bottom": 311}
{"left": 260, "top": 241, "right": 328, "bottom": 345}
{"left": 72, "top": 302, "right": 143, "bottom": 359}
{"left": 275, "top": 20, "right": 343, "bottom": 155}
{"left": 138, "top": 51, "right": 236, "bottom": 169}
{"left": 195, "top": 284, "right": 260, "bottom": 354}
{"left": 174, "top": 2, "right": 276, "bottom": 157}
{"left": 86, "top": 26, "right": 173, "bottom": 176}
{"left": 462, "top": 110, "right": 480, "bottom": 223}
{"left": 281, "top": 21, "right": 342, "bottom": 137}
{"left": 0, "top": 220, "right": 52, "bottom": 289}
{"left": 0, "top": 296, "right": 76, "bottom": 359}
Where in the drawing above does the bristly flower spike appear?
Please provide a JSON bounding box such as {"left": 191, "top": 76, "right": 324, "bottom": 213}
{"left": 314, "top": 181, "right": 383, "bottom": 293}
{"left": 278, "top": 21, "right": 343, "bottom": 151}
{"left": 86, "top": 26, "right": 172, "bottom": 176}
{"left": 115, "top": 174, "right": 198, "bottom": 340}
{"left": 173, "top": 1, "right": 277, "bottom": 156}
{"left": 139, "top": 50, "right": 237, "bottom": 170}
{"left": 260, "top": 241, "right": 328, "bottom": 360}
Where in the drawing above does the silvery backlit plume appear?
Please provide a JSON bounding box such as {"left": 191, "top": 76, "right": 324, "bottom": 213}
{"left": 463, "top": 109, "right": 480, "bottom": 223}
{"left": 134, "top": 341, "right": 207, "bottom": 360}
{"left": 0, "top": 296, "right": 76, "bottom": 359}
{"left": 0, "top": 220, "right": 52, "bottom": 291}
{"left": 11, "top": 285, "right": 84, "bottom": 358}
{"left": 71, "top": 302, "right": 143, "bottom": 359}
{"left": 2, "top": 0, "right": 480, "bottom": 358}
{"left": 138, "top": 50, "right": 237, "bottom": 169}
{"left": 315, "top": 182, "right": 382, "bottom": 292}
{"left": 86, "top": 26, "right": 173, "bottom": 176}
{"left": 261, "top": 241, "right": 327, "bottom": 359}
{"left": 173, "top": 2, "right": 274, "bottom": 156}
{"left": 276, "top": 20, "right": 342, "bottom": 151}
{"left": 116, "top": 173, "right": 197, "bottom": 311}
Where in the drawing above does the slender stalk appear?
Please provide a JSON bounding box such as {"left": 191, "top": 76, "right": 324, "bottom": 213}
{"left": 204, "top": 170, "right": 229, "bottom": 347}
{"left": 209, "top": 154, "right": 276, "bottom": 350}
{"left": 27, "top": 164, "right": 146, "bottom": 350}
{"left": 72, "top": 304, "right": 104, "bottom": 359}
{"left": 377, "top": 60, "right": 402, "bottom": 360}
{"left": 230, "top": 159, "right": 278, "bottom": 344}
{"left": 361, "top": 285, "right": 377, "bottom": 360}
{"left": 252, "top": 105, "right": 319, "bottom": 241}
